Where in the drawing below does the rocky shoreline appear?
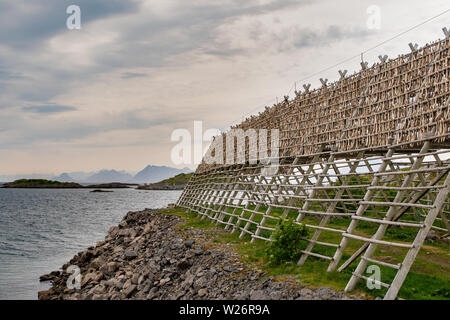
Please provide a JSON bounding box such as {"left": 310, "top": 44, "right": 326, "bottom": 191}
{"left": 38, "top": 208, "right": 355, "bottom": 300}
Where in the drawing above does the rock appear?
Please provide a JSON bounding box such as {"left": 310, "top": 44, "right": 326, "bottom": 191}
{"left": 82, "top": 272, "right": 98, "bottom": 287}
{"left": 38, "top": 289, "right": 55, "bottom": 300}
{"left": 113, "top": 245, "right": 123, "bottom": 252}
{"left": 177, "top": 259, "right": 191, "bottom": 271}
{"left": 159, "top": 278, "right": 171, "bottom": 286}
{"left": 181, "top": 273, "right": 195, "bottom": 289}
{"left": 147, "top": 260, "right": 160, "bottom": 273}
{"left": 80, "top": 251, "right": 94, "bottom": 263}
{"left": 119, "top": 220, "right": 127, "bottom": 228}
{"left": 123, "top": 284, "right": 137, "bottom": 298}
{"left": 131, "top": 274, "right": 139, "bottom": 285}
{"left": 143, "top": 222, "right": 154, "bottom": 234}
{"left": 299, "top": 288, "right": 313, "bottom": 297}
{"left": 114, "top": 280, "right": 124, "bottom": 290}
{"left": 108, "top": 226, "right": 119, "bottom": 237}
{"left": 315, "top": 287, "right": 335, "bottom": 300}
{"left": 124, "top": 250, "right": 138, "bottom": 260}
{"left": 250, "top": 290, "right": 269, "bottom": 300}
{"left": 184, "top": 239, "right": 195, "bottom": 248}
{"left": 198, "top": 289, "right": 207, "bottom": 297}
{"left": 193, "top": 277, "right": 208, "bottom": 291}
{"left": 269, "top": 290, "right": 282, "bottom": 300}
{"left": 223, "top": 265, "right": 233, "bottom": 272}
{"left": 235, "top": 290, "right": 250, "bottom": 300}
{"left": 94, "top": 272, "right": 104, "bottom": 282}
{"left": 123, "top": 279, "right": 132, "bottom": 290}
{"left": 39, "top": 271, "right": 59, "bottom": 282}
{"left": 147, "top": 287, "right": 159, "bottom": 299}
{"left": 106, "top": 262, "right": 119, "bottom": 273}
{"left": 91, "top": 256, "right": 106, "bottom": 268}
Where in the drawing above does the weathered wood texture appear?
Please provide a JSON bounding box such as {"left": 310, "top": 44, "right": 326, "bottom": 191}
{"left": 196, "top": 38, "right": 449, "bottom": 174}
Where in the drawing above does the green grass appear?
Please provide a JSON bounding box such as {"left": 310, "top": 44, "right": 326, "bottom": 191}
{"left": 152, "top": 173, "right": 193, "bottom": 187}
{"left": 162, "top": 207, "right": 450, "bottom": 300}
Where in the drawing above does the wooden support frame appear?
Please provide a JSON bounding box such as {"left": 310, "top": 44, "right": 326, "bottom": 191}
{"left": 177, "top": 35, "right": 449, "bottom": 300}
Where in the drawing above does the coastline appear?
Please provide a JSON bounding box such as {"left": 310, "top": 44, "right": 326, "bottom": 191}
{"left": 0, "top": 189, "right": 182, "bottom": 300}
{"left": 1, "top": 181, "right": 137, "bottom": 189}
{"left": 1, "top": 182, "right": 183, "bottom": 191}
{"left": 38, "top": 207, "right": 354, "bottom": 300}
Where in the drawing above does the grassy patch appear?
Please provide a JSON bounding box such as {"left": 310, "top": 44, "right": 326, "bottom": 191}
{"left": 161, "top": 207, "right": 450, "bottom": 300}
{"left": 153, "top": 173, "right": 193, "bottom": 186}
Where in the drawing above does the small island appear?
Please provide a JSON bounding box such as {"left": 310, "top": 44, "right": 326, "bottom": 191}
{"left": 136, "top": 173, "right": 192, "bottom": 190}
{"left": 2, "top": 179, "right": 83, "bottom": 188}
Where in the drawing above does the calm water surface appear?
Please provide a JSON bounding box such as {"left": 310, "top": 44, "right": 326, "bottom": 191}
{"left": 0, "top": 188, "right": 181, "bottom": 299}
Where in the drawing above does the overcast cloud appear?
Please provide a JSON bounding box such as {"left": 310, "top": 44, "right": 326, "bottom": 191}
{"left": 0, "top": 0, "right": 448, "bottom": 175}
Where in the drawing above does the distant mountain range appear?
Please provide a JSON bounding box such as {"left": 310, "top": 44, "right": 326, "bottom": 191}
{"left": 53, "top": 173, "right": 77, "bottom": 182}
{"left": 1, "top": 165, "right": 192, "bottom": 184}
{"left": 134, "top": 165, "right": 191, "bottom": 183}
{"left": 84, "top": 170, "right": 134, "bottom": 183}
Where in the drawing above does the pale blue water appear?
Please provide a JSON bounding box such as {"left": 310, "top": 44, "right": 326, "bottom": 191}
{"left": 0, "top": 188, "right": 181, "bottom": 300}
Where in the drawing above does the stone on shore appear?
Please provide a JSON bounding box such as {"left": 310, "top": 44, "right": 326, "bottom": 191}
{"left": 38, "top": 208, "right": 355, "bottom": 300}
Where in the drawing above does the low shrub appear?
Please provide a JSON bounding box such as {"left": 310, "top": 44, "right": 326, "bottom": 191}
{"left": 265, "top": 220, "right": 309, "bottom": 265}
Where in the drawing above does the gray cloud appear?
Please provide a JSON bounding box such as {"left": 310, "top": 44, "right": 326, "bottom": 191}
{"left": 0, "top": 0, "right": 140, "bottom": 50}
{"left": 293, "top": 25, "right": 373, "bottom": 48}
{"left": 121, "top": 72, "right": 148, "bottom": 79}
{"left": 0, "top": 106, "right": 195, "bottom": 149}
{"left": 0, "top": 0, "right": 312, "bottom": 120}
{"left": 0, "top": 1, "right": 142, "bottom": 110}
{"left": 0, "top": 69, "right": 26, "bottom": 81}
{"left": 22, "top": 104, "right": 77, "bottom": 114}
{"left": 87, "top": 0, "right": 305, "bottom": 69}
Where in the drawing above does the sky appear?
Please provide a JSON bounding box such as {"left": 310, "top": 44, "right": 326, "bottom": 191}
{"left": 0, "top": 0, "right": 449, "bottom": 176}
